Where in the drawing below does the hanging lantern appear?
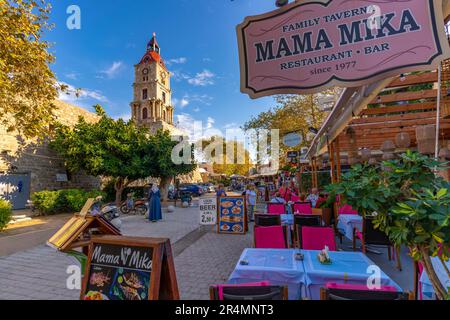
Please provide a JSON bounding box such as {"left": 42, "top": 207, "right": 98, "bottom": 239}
{"left": 395, "top": 132, "right": 411, "bottom": 149}
{"left": 361, "top": 148, "right": 372, "bottom": 162}
{"left": 381, "top": 140, "right": 396, "bottom": 152}
{"left": 416, "top": 125, "right": 436, "bottom": 154}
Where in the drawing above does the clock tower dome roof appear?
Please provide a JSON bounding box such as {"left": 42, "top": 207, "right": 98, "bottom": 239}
{"left": 139, "top": 32, "right": 166, "bottom": 68}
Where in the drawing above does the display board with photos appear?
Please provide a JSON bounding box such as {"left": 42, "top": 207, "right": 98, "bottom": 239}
{"left": 217, "top": 196, "right": 247, "bottom": 234}
{"left": 81, "top": 236, "right": 179, "bottom": 300}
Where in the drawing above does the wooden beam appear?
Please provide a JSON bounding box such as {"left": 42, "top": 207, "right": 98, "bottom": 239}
{"left": 371, "top": 90, "right": 437, "bottom": 104}
{"left": 386, "top": 72, "right": 437, "bottom": 88}
{"left": 351, "top": 111, "right": 438, "bottom": 125}
{"left": 360, "top": 102, "right": 436, "bottom": 116}
{"left": 335, "top": 137, "right": 341, "bottom": 183}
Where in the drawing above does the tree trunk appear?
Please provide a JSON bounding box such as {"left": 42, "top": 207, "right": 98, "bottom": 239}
{"left": 114, "top": 177, "right": 128, "bottom": 207}
{"left": 159, "top": 176, "right": 173, "bottom": 202}
{"left": 419, "top": 246, "right": 447, "bottom": 300}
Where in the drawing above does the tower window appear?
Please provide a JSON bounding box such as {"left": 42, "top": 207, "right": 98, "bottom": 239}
{"left": 162, "top": 92, "right": 166, "bottom": 103}
{"left": 142, "top": 108, "right": 148, "bottom": 119}
{"left": 142, "top": 89, "right": 148, "bottom": 100}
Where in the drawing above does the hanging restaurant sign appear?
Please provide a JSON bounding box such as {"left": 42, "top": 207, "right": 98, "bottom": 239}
{"left": 237, "top": 0, "right": 450, "bottom": 99}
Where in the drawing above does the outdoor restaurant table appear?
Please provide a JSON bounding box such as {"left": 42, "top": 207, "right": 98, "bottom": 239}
{"left": 302, "top": 250, "right": 401, "bottom": 300}
{"left": 420, "top": 256, "right": 450, "bottom": 300}
{"left": 337, "top": 214, "right": 363, "bottom": 240}
{"left": 228, "top": 248, "right": 306, "bottom": 300}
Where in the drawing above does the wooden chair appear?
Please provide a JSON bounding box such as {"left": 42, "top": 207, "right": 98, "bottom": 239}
{"left": 320, "top": 287, "right": 414, "bottom": 300}
{"left": 254, "top": 214, "right": 281, "bottom": 227}
{"left": 210, "top": 285, "right": 288, "bottom": 300}
{"left": 353, "top": 217, "right": 402, "bottom": 271}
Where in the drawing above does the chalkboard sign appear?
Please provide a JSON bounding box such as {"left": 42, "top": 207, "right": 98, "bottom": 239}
{"left": 81, "top": 236, "right": 179, "bottom": 300}
{"left": 199, "top": 197, "right": 217, "bottom": 225}
{"left": 217, "top": 196, "right": 247, "bottom": 235}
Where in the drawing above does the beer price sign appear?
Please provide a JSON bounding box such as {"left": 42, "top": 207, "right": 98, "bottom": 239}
{"left": 237, "top": 0, "right": 450, "bottom": 98}
{"left": 199, "top": 198, "right": 217, "bottom": 225}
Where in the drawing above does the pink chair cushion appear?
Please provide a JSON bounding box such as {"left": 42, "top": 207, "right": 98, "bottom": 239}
{"left": 293, "top": 203, "right": 312, "bottom": 215}
{"left": 216, "top": 281, "right": 270, "bottom": 300}
{"left": 267, "top": 203, "right": 286, "bottom": 215}
{"left": 355, "top": 230, "right": 363, "bottom": 240}
{"left": 255, "top": 226, "right": 286, "bottom": 249}
{"left": 301, "top": 226, "right": 337, "bottom": 251}
{"left": 326, "top": 282, "right": 398, "bottom": 292}
{"left": 291, "top": 195, "right": 300, "bottom": 202}
{"left": 338, "top": 204, "right": 358, "bottom": 215}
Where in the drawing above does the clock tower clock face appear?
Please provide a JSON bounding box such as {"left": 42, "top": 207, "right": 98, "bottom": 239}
{"left": 142, "top": 68, "right": 149, "bottom": 75}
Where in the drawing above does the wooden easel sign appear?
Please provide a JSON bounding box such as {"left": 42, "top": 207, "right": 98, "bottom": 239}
{"left": 217, "top": 196, "right": 247, "bottom": 234}
{"left": 81, "top": 236, "right": 179, "bottom": 300}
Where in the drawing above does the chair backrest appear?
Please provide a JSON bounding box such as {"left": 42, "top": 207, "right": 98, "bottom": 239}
{"left": 267, "top": 203, "right": 286, "bottom": 215}
{"left": 320, "top": 287, "right": 412, "bottom": 300}
{"left": 300, "top": 226, "right": 337, "bottom": 251}
{"left": 254, "top": 225, "right": 287, "bottom": 249}
{"left": 210, "top": 285, "right": 288, "bottom": 300}
{"left": 254, "top": 214, "right": 281, "bottom": 227}
{"left": 292, "top": 202, "right": 313, "bottom": 215}
{"left": 363, "top": 217, "right": 391, "bottom": 246}
{"left": 338, "top": 204, "right": 358, "bottom": 215}
{"left": 294, "top": 214, "right": 321, "bottom": 227}
{"left": 211, "top": 281, "right": 270, "bottom": 300}
{"left": 291, "top": 195, "right": 300, "bottom": 202}
{"left": 326, "top": 283, "right": 398, "bottom": 292}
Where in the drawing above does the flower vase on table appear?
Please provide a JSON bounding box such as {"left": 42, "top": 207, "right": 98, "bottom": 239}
{"left": 318, "top": 246, "right": 332, "bottom": 265}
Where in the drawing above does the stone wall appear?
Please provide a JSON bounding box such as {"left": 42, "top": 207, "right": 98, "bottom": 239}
{"left": 0, "top": 101, "right": 101, "bottom": 194}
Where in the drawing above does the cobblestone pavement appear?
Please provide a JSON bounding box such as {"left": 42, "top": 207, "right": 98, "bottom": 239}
{"left": 175, "top": 231, "right": 253, "bottom": 300}
{"left": 0, "top": 200, "right": 253, "bottom": 300}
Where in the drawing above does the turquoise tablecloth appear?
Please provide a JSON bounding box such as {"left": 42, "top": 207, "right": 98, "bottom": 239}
{"left": 228, "top": 249, "right": 401, "bottom": 300}
{"left": 228, "top": 249, "right": 305, "bottom": 300}
{"left": 302, "top": 250, "right": 401, "bottom": 299}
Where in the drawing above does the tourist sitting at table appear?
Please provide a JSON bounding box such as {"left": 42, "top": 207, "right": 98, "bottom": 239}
{"left": 306, "top": 188, "right": 320, "bottom": 208}
{"left": 270, "top": 192, "right": 286, "bottom": 204}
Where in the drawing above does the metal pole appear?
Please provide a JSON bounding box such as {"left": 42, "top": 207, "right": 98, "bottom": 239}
{"left": 435, "top": 62, "right": 442, "bottom": 159}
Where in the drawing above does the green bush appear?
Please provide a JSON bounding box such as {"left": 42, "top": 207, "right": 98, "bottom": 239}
{"left": 0, "top": 199, "right": 12, "bottom": 231}
{"left": 32, "top": 189, "right": 106, "bottom": 215}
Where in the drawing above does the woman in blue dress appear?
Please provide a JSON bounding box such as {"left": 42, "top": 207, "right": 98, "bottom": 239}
{"left": 148, "top": 184, "right": 162, "bottom": 222}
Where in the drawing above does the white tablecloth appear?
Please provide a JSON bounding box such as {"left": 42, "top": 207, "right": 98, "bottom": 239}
{"left": 420, "top": 256, "right": 450, "bottom": 300}
{"left": 337, "top": 214, "right": 362, "bottom": 240}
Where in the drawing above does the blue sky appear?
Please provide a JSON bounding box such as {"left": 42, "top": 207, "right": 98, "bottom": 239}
{"left": 48, "top": 0, "right": 279, "bottom": 136}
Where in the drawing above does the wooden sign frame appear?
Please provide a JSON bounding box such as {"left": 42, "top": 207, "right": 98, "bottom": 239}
{"left": 217, "top": 196, "right": 248, "bottom": 235}
{"left": 80, "top": 235, "right": 179, "bottom": 300}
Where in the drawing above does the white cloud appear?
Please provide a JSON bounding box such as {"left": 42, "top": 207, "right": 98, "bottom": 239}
{"left": 206, "top": 117, "right": 215, "bottom": 129}
{"left": 187, "top": 70, "right": 215, "bottom": 86}
{"left": 193, "top": 107, "right": 200, "bottom": 112}
{"left": 65, "top": 72, "right": 79, "bottom": 80}
{"left": 166, "top": 57, "right": 187, "bottom": 66}
{"left": 100, "top": 61, "right": 124, "bottom": 79}
{"left": 173, "top": 97, "right": 190, "bottom": 108}
{"left": 58, "top": 82, "right": 109, "bottom": 105}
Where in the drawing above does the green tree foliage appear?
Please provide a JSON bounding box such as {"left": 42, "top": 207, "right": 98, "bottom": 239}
{"left": 51, "top": 106, "right": 195, "bottom": 204}
{"left": 198, "top": 136, "right": 253, "bottom": 177}
{"left": 0, "top": 199, "right": 12, "bottom": 231}
{"left": 327, "top": 151, "right": 449, "bottom": 299}
{"left": 0, "top": 0, "right": 64, "bottom": 137}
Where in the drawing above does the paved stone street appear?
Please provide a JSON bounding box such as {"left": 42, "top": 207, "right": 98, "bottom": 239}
{"left": 0, "top": 198, "right": 252, "bottom": 300}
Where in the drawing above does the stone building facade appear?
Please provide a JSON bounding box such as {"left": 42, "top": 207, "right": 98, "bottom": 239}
{"left": 0, "top": 101, "right": 101, "bottom": 209}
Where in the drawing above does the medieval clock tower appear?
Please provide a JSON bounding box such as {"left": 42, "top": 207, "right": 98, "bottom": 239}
{"left": 131, "top": 33, "right": 178, "bottom": 134}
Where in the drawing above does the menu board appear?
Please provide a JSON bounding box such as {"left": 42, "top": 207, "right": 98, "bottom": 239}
{"left": 217, "top": 196, "right": 246, "bottom": 234}
{"left": 199, "top": 197, "right": 217, "bottom": 225}
{"left": 81, "top": 236, "right": 180, "bottom": 300}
